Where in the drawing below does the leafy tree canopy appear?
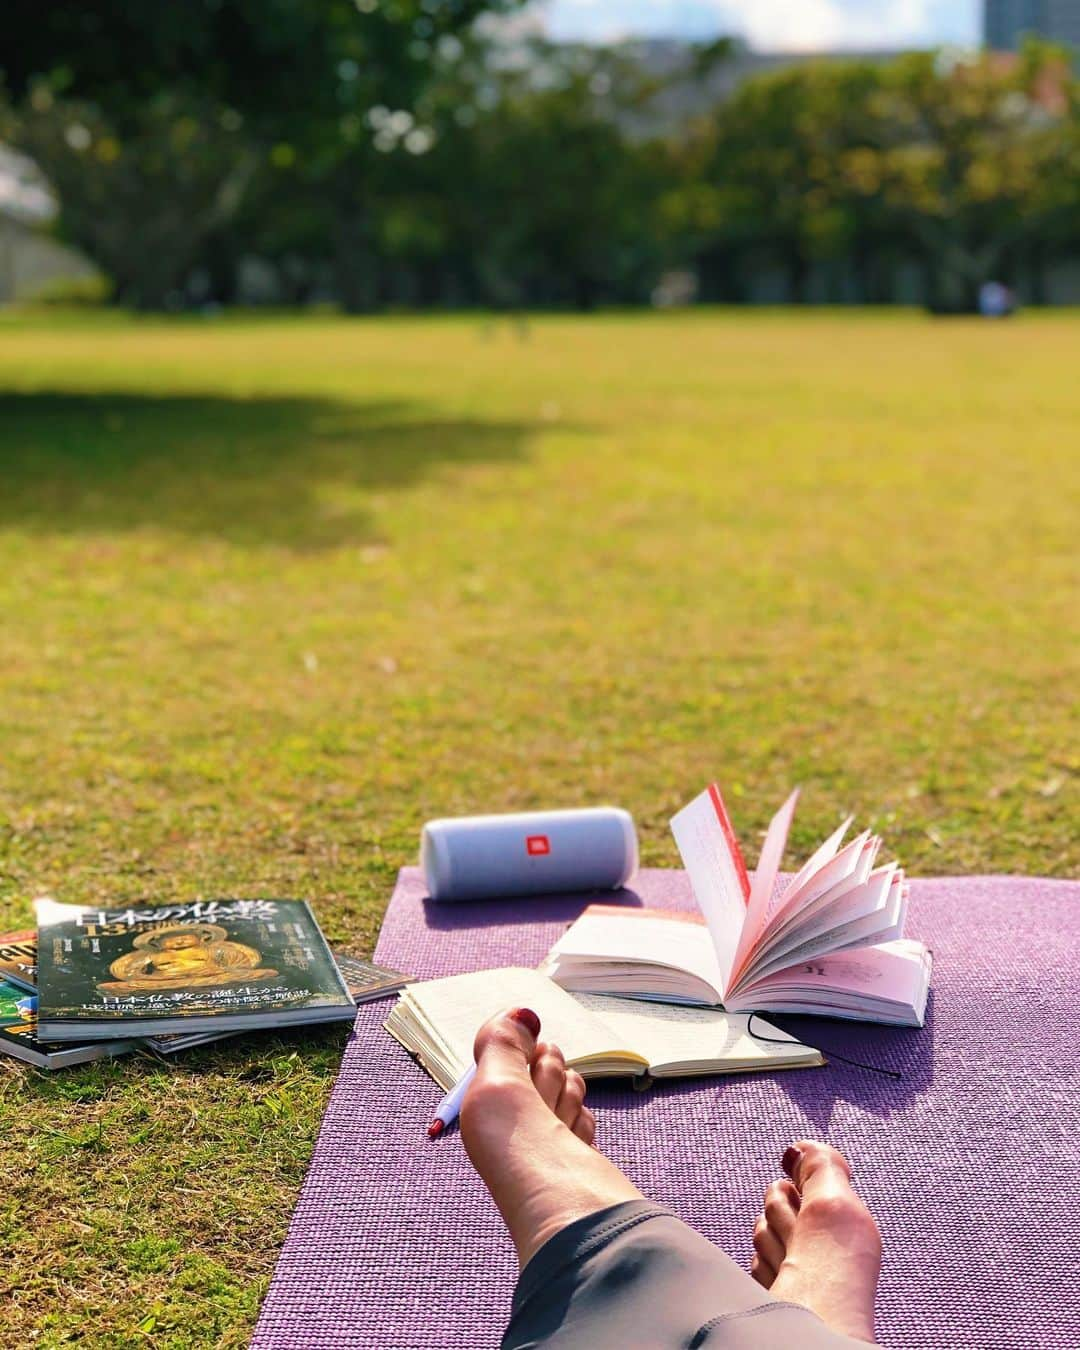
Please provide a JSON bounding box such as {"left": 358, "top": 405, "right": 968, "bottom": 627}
{"left": 1, "top": 0, "right": 523, "bottom": 136}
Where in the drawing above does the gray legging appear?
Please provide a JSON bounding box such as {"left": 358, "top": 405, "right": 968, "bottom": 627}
{"left": 503, "top": 1201, "right": 871, "bottom": 1349}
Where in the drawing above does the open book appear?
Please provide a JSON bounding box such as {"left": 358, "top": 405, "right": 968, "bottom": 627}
{"left": 543, "top": 785, "right": 931, "bottom": 1027}
{"left": 385, "top": 966, "right": 823, "bottom": 1090}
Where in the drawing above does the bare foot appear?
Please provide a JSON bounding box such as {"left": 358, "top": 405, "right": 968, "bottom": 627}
{"left": 460, "top": 1007, "right": 643, "bottom": 1269}
{"left": 750, "top": 1140, "right": 882, "bottom": 1344}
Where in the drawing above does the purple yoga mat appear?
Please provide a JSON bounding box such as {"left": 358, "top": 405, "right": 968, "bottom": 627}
{"left": 252, "top": 868, "right": 1080, "bottom": 1349}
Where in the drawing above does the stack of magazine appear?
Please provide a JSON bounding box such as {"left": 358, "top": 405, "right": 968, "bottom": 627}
{"left": 0, "top": 898, "right": 411, "bottom": 1070}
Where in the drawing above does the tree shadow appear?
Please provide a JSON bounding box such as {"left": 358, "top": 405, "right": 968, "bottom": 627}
{"left": 0, "top": 390, "right": 542, "bottom": 550}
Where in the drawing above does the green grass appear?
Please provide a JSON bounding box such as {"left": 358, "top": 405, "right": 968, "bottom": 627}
{"left": 0, "top": 307, "right": 1076, "bottom": 1346}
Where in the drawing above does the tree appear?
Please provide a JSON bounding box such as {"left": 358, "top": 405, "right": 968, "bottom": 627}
{"left": 682, "top": 60, "right": 900, "bottom": 303}
{"left": 4, "top": 15, "right": 1078, "bottom": 312}
{"left": 1, "top": 1, "right": 527, "bottom": 309}
{"left": 874, "top": 45, "right": 1080, "bottom": 311}
{"left": 423, "top": 41, "right": 668, "bottom": 309}
{"left": 6, "top": 94, "right": 257, "bottom": 309}
{"left": 674, "top": 43, "right": 1080, "bottom": 310}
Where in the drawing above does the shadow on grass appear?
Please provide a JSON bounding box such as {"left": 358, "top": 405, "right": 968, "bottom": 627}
{"left": 0, "top": 390, "right": 541, "bottom": 550}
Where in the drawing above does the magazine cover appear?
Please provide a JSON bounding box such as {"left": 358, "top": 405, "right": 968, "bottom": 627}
{"left": 0, "top": 973, "right": 135, "bottom": 1069}
{"left": 0, "top": 929, "right": 38, "bottom": 994}
{"left": 148, "top": 952, "right": 413, "bottom": 1054}
{"left": 37, "top": 897, "right": 354, "bottom": 1038}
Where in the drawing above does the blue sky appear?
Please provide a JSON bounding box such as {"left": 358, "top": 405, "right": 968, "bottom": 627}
{"left": 541, "top": 1, "right": 981, "bottom": 50}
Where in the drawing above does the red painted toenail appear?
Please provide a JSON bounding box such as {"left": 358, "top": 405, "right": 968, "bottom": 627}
{"left": 782, "top": 1146, "right": 802, "bottom": 1178}
{"left": 510, "top": 1007, "right": 541, "bottom": 1038}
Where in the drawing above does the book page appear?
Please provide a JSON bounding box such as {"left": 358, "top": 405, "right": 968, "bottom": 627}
{"left": 729, "top": 788, "right": 799, "bottom": 985}
{"left": 734, "top": 940, "right": 929, "bottom": 1009}
{"left": 670, "top": 785, "right": 750, "bottom": 993}
{"left": 736, "top": 864, "right": 898, "bottom": 986}
{"left": 398, "top": 967, "right": 629, "bottom": 1079}
{"left": 574, "top": 994, "right": 821, "bottom": 1073}
{"left": 548, "top": 908, "right": 725, "bottom": 994}
{"left": 758, "top": 832, "right": 877, "bottom": 950}
{"left": 758, "top": 816, "right": 852, "bottom": 935}
{"left": 873, "top": 876, "right": 908, "bottom": 944}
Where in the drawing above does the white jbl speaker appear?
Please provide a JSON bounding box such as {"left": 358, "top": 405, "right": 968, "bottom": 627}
{"left": 420, "top": 807, "right": 638, "bottom": 902}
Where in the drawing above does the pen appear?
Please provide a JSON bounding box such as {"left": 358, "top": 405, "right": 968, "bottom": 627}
{"left": 427, "top": 1063, "right": 476, "bottom": 1138}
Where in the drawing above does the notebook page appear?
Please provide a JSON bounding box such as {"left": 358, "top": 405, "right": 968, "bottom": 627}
{"left": 401, "top": 967, "right": 620, "bottom": 1078}
{"left": 574, "top": 994, "right": 819, "bottom": 1073}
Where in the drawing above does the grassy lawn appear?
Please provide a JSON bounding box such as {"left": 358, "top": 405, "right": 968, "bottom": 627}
{"left": 0, "top": 307, "right": 1076, "bottom": 1347}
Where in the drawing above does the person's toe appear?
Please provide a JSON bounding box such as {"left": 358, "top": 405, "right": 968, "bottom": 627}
{"left": 783, "top": 1139, "right": 882, "bottom": 1261}
{"left": 783, "top": 1140, "right": 853, "bottom": 1201}
{"left": 462, "top": 1007, "right": 546, "bottom": 1155}
{"left": 773, "top": 1140, "right": 882, "bottom": 1342}
{"left": 572, "top": 1104, "right": 596, "bottom": 1146}
{"left": 462, "top": 1013, "right": 641, "bottom": 1273}
{"left": 750, "top": 1252, "right": 776, "bottom": 1288}
{"left": 472, "top": 1006, "right": 541, "bottom": 1071}
{"left": 530, "top": 1041, "right": 567, "bottom": 1110}
{"left": 752, "top": 1213, "right": 786, "bottom": 1274}
{"left": 554, "top": 1069, "right": 587, "bottom": 1130}
{"left": 763, "top": 1178, "right": 800, "bottom": 1246}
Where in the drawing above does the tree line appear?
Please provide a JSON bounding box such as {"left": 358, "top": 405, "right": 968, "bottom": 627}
{"left": 3, "top": 3, "right": 1078, "bottom": 312}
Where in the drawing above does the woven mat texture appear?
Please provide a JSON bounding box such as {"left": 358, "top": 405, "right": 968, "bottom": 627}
{"left": 252, "top": 868, "right": 1080, "bottom": 1349}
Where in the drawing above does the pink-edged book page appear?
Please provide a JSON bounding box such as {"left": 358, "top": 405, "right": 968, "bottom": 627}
{"left": 755, "top": 814, "right": 853, "bottom": 941}
{"left": 727, "top": 788, "right": 799, "bottom": 989}
{"left": 669, "top": 784, "right": 750, "bottom": 992}
{"left": 759, "top": 829, "right": 876, "bottom": 949}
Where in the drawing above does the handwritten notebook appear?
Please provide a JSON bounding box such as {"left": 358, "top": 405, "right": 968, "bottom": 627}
{"left": 543, "top": 785, "right": 932, "bottom": 1027}
{"left": 384, "top": 966, "right": 823, "bottom": 1091}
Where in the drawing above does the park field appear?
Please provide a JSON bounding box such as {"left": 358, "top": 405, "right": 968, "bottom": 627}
{"left": 0, "top": 308, "right": 1076, "bottom": 1346}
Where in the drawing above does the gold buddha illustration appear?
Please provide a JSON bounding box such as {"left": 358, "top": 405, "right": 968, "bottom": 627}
{"left": 99, "top": 923, "right": 278, "bottom": 993}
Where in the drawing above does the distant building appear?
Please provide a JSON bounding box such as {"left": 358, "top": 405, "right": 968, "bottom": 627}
{"left": 985, "top": 0, "right": 1080, "bottom": 50}
{"left": 625, "top": 41, "right": 910, "bottom": 134}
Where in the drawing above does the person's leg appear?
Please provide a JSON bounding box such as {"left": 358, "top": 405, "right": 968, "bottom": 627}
{"left": 461, "top": 1008, "right": 881, "bottom": 1344}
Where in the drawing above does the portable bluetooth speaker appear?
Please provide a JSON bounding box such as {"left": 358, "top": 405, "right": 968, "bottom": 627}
{"left": 420, "top": 807, "right": 638, "bottom": 902}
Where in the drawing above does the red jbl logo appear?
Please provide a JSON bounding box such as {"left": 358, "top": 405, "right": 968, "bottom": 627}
{"left": 526, "top": 835, "right": 551, "bottom": 856}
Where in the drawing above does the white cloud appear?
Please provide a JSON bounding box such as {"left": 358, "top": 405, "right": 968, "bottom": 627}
{"left": 740, "top": 0, "right": 935, "bottom": 50}
{"left": 541, "top": 0, "right": 980, "bottom": 50}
